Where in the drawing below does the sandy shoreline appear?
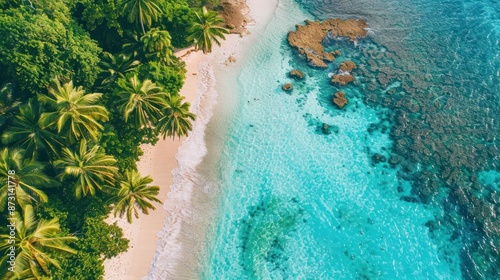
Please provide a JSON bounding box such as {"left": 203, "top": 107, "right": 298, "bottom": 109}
{"left": 103, "top": 48, "right": 206, "bottom": 280}
{"left": 104, "top": 1, "right": 278, "bottom": 279}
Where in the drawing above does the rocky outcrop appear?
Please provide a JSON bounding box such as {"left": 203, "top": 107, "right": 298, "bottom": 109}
{"left": 287, "top": 19, "right": 368, "bottom": 68}
{"left": 332, "top": 61, "right": 357, "bottom": 86}
{"left": 333, "top": 91, "right": 348, "bottom": 109}
{"left": 289, "top": 69, "right": 305, "bottom": 80}
{"left": 221, "top": 0, "right": 253, "bottom": 35}
{"left": 339, "top": 61, "right": 357, "bottom": 72}
{"left": 331, "top": 74, "right": 355, "bottom": 86}
{"left": 282, "top": 83, "right": 293, "bottom": 91}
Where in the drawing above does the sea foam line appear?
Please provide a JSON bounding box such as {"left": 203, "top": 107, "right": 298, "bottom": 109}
{"left": 145, "top": 1, "right": 280, "bottom": 278}
{"left": 144, "top": 56, "right": 220, "bottom": 279}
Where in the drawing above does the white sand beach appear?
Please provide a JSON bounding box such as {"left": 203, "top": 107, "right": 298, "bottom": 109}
{"left": 104, "top": 0, "right": 278, "bottom": 279}
{"left": 103, "top": 48, "right": 205, "bottom": 280}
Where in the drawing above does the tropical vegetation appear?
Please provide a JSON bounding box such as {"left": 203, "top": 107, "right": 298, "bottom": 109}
{"left": 0, "top": 205, "right": 77, "bottom": 279}
{"left": 112, "top": 170, "right": 161, "bottom": 223}
{"left": 188, "top": 6, "right": 229, "bottom": 53}
{"left": 0, "top": 0, "right": 228, "bottom": 278}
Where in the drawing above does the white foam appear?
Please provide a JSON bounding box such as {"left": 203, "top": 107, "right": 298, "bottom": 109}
{"left": 144, "top": 1, "right": 279, "bottom": 279}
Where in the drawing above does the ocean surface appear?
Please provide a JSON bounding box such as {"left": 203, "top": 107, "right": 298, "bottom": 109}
{"left": 200, "top": 0, "right": 500, "bottom": 279}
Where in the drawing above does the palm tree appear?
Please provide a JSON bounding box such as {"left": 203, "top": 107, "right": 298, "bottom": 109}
{"left": 54, "top": 140, "right": 118, "bottom": 199}
{"left": 98, "top": 52, "right": 140, "bottom": 86}
{"left": 120, "top": 0, "right": 163, "bottom": 34}
{"left": 2, "top": 99, "right": 64, "bottom": 160}
{"left": 0, "top": 83, "right": 21, "bottom": 131}
{"left": 187, "top": 6, "right": 229, "bottom": 54}
{"left": 141, "top": 28, "right": 173, "bottom": 65}
{"left": 0, "top": 149, "right": 58, "bottom": 210}
{"left": 117, "top": 75, "right": 168, "bottom": 128}
{"left": 38, "top": 78, "right": 109, "bottom": 144}
{"left": 122, "top": 30, "right": 144, "bottom": 59}
{"left": 0, "top": 205, "right": 77, "bottom": 279}
{"left": 112, "top": 169, "right": 161, "bottom": 223}
{"left": 157, "top": 94, "right": 196, "bottom": 139}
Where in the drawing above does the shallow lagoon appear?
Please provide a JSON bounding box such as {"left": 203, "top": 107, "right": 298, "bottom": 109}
{"left": 201, "top": 0, "right": 500, "bottom": 278}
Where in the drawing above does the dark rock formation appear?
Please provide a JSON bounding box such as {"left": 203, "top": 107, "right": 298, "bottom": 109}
{"left": 282, "top": 83, "right": 293, "bottom": 91}
{"left": 287, "top": 19, "right": 368, "bottom": 68}
{"left": 371, "top": 153, "right": 387, "bottom": 164}
{"left": 319, "top": 123, "right": 339, "bottom": 134}
{"left": 389, "top": 155, "right": 403, "bottom": 166}
{"left": 289, "top": 69, "right": 305, "bottom": 80}
{"left": 322, "top": 123, "right": 331, "bottom": 134}
{"left": 333, "top": 91, "right": 348, "bottom": 109}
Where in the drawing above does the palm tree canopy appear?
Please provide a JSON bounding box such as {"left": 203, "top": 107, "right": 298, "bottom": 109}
{"left": 113, "top": 169, "right": 161, "bottom": 223}
{"left": 0, "top": 205, "right": 77, "bottom": 279}
{"left": 157, "top": 94, "right": 196, "bottom": 140}
{"left": 141, "top": 28, "right": 173, "bottom": 65}
{"left": 2, "top": 99, "right": 64, "bottom": 160}
{"left": 187, "top": 6, "right": 229, "bottom": 54}
{"left": 98, "top": 52, "right": 140, "bottom": 86}
{"left": 0, "top": 149, "right": 58, "bottom": 210}
{"left": 120, "top": 0, "right": 163, "bottom": 34}
{"left": 38, "top": 78, "right": 109, "bottom": 144}
{"left": 0, "top": 83, "right": 21, "bottom": 130}
{"left": 117, "top": 75, "right": 169, "bottom": 128}
{"left": 122, "top": 31, "right": 143, "bottom": 59}
{"left": 54, "top": 140, "right": 118, "bottom": 199}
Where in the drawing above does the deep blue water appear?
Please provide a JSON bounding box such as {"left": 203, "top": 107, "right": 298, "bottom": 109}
{"left": 201, "top": 0, "right": 500, "bottom": 279}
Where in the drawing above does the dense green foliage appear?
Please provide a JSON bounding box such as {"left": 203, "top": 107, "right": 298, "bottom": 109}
{"left": 0, "top": 0, "right": 228, "bottom": 278}
{"left": 161, "top": 2, "right": 197, "bottom": 48}
{"left": 38, "top": 78, "right": 109, "bottom": 144}
{"left": 2, "top": 99, "right": 65, "bottom": 160}
{"left": 0, "top": 149, "right": 57, "bottom": 210}
{"left": 0, "top": 205, "right": 77, "bottom": 279}
{"left": 0, "top": 7, "right": 101, "bottom": 95}
{"left": 55, "top": 140, "right": 118, "bottom": 199}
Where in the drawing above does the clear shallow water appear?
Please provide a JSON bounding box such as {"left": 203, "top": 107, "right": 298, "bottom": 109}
{"left": 200, "top": 0, "right": 500, "bottom": 279}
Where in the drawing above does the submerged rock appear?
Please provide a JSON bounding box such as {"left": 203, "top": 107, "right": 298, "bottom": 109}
{"left": 282, "top": 83, "right": 293, "bottom": 91}
{"left": 371, "top": 153, "right": 387, "bottom": 164}
{"left": 289, "top": 69, "right": 305, "bottom": 80}
{"left": 287, "top": 19, "right": 368, "bottom": 68}
{"left": 333, "top": 91, "right": 348, "bottom": 109}
{"left": 322, "top": 123, "right": 331, "bottom": 134}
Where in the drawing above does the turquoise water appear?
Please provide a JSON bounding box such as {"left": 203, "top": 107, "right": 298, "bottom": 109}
{"left": 201, "top": 0, "right": 500, "bottom": 279}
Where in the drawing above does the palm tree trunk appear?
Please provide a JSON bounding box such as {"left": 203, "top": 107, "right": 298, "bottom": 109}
{"left": 141, "top": 17, "right": 146, "bottom": 35}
